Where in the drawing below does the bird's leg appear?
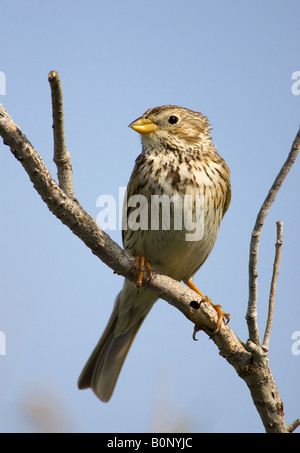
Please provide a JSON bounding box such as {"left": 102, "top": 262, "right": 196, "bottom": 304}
{"left": 186, "top": 279, "right": 230, "bottom": 333}
{"left": 132, "top": 254, "right": 152, "bottom": 287}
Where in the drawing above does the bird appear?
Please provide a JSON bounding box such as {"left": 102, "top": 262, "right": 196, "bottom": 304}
{"left": 78, "top": 105, "right": 231, "bottom": 402}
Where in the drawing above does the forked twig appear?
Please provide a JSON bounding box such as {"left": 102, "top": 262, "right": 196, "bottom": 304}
{"left": 247, "top": 127, "right": 300, "bottom": 347}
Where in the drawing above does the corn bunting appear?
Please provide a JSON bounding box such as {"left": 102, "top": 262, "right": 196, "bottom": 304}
{"left": 78, "top": 105, "right": 231, "bottom": 402}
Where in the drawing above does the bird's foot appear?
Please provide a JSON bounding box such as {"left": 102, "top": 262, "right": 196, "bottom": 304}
{"left": 209, "top": 302, "right": 230, "bottom": 335}
{"left": 186, "top": 279, "right": 230, "bottom": 334}
{"left": 132, "top": 254, "right": 152, "bottom": 287}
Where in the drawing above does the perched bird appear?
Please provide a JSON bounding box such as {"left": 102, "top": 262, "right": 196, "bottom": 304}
{"left": 78, "top": 105, "right": 231, "bottom": 402}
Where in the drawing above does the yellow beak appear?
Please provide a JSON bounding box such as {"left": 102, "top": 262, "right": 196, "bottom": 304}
{"left": 129, "top": 117, "right": 159, "bottom": 135}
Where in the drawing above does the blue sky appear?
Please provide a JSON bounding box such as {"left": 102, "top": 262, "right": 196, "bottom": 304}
{"left": 0, "top": 0, "right": 299, "bottom": 433}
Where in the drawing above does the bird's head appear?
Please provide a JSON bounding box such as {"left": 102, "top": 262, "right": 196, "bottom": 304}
{"left": 129, "top": 105, "right": 211, "bottom": 150}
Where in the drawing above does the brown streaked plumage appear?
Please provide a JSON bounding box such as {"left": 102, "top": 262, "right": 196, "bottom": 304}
{"left": 78, "top": 105, "right": 231, "bottom": 402}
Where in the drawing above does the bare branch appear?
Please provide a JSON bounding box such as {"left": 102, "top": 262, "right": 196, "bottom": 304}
{"left": 247, "top": 127, "right": 300, "bottom": 346}
{"left": 287, "top": 418, "right": 300, "bottom": 433}
{"left": 262, "top": 221, "right": 283, "bottom": 353}
{"left": 48, "top": 70, "right": 77, "bottom": 200}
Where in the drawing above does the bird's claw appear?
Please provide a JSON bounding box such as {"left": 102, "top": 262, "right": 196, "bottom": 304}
{"left": 186, "top": 279, "right": 230, "bottom": 335}
{"left": 132, "top": 255, "right": 152, "bottom": 287}
{"left": 210, "top": 304, "right": 230, "bottom": 336}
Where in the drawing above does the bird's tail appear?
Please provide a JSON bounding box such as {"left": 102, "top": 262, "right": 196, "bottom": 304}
{"left": 78, "top": 281, "right": 156, "bottom": 402}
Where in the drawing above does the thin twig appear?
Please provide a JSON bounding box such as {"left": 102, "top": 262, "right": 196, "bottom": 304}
{"left": 287, "top": 418, "right": 300, "bottom": 433}
{"left": 262, "top": 221, "right": 283, "bottom": 353}
{"left": 48, "top": 70, "right": 77, "bottom": 200}
{"left": 247, "top": 127, "right": 300, "bottom": 346}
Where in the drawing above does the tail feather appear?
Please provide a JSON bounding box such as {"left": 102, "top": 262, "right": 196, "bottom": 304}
{"left": 78, "top": 282, "right": 156, "bottom": 402}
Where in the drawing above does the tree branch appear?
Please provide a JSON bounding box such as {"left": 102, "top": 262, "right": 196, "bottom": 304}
{"left": 48, "top": 70, "right": 77, "bottom": 200}
{"left": 0, "top": 74, "right": 299, "bottom": 432}
{"left": 287, "top": 418, "right": 300, "bottom": 433}
{"left": 247, "top": 128, "right": 300, "bottom": 346}
{"left": 262, "top": 221, "right": 283, "bottom": 353}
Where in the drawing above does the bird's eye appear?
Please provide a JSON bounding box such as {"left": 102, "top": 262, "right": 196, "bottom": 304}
{"left": 168, "top": 115, "right": 179, "bottom": 125}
